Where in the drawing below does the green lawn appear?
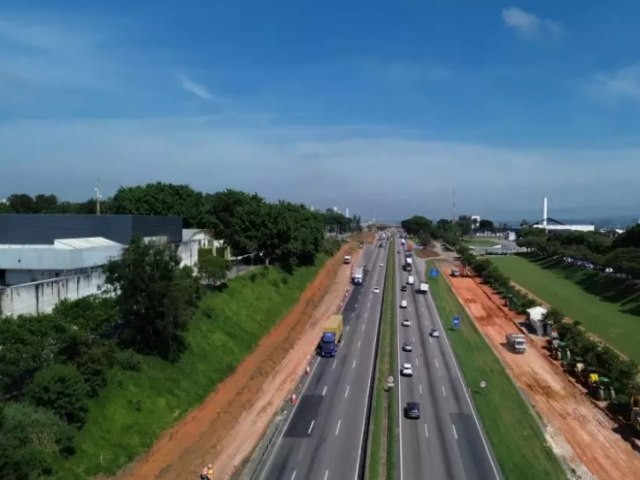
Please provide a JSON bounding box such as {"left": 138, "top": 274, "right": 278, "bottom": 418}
{"left": 427, "top": 262, "right": 566, "bottom": 480}
{"left": 490, "top": 255, "right": 640, "bottom": 362}
{"left": 54, "top": 260, "right": 326, "bottom": 479}
{"left": 463, "top": 237, "right": 501, "bottom": 247}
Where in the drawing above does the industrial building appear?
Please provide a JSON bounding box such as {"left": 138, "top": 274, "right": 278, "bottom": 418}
{"left": 532, "top": 197, "right": 596, "bottom": 232}
{"left": 0, "top": 214, "right": 220, "bottom": 316}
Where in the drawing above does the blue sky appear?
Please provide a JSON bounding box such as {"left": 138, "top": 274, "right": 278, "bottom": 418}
{"left": 1, "top": 1, "right": 639, "bottom": 221}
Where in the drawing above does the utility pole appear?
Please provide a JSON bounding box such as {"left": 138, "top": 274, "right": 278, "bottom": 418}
{"left": 95, "top": 178, "right": 102, "bottom": 215}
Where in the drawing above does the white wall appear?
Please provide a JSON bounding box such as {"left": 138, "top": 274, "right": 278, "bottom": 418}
{"left": 1, "top": 270, "right": 106, "bottom": 317}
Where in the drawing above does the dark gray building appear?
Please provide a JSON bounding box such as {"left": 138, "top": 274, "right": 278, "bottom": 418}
{"left": 0, "top": 214, "right": 182, "bottom": 245}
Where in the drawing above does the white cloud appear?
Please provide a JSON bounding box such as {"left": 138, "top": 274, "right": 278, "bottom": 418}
{"left": 179, "top": 74, "right": 216, "bottom": 101}
{"left": 0, "top": 116, "right": 638, "bottom": 220}
{"left": 501, "top": 7, "right": 564, "bottom": 38}
{"left": 587, "top": 63, "right": 640, "bottom": 102}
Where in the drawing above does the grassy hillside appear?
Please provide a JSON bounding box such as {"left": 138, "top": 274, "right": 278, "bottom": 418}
{"left": 54, "top": 260, "right": 326, "bottom": 479}
{"left": 427, "top": 262, "right": 566, "bottom": 480}
{"left": 490, "top": 255, "right": 640, "bottom": 362}
{"left": 463, "top": 237, "right": 500, "bottom": 247}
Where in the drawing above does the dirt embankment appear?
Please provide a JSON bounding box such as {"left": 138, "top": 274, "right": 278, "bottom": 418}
{"left": 438, "top": 261, "right": 640, "bottom": 480}
{"left": 115, "top": 243, "right": 362, "bottom": 480}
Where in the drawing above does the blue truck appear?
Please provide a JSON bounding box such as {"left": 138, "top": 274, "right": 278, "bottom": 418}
{"left": 320, "top": 314, "right": 344, "bottom": 357}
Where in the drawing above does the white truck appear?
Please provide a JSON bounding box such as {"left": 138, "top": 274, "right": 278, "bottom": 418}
{"left": 352, "top": 266, "right": 364, "bottom": 285}
{"left": 506, "top": 333, "right": 527, "bottom": 353}
{"left": 418, "top": 282, "right": 429, "bottom": 294}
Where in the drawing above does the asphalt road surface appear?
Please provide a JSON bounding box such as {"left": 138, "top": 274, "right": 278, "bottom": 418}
{"left": 395, "top": 244, "right": 503, "bottom": 480}
{"left": 259, "top": 241, "right": 388, "bottom": 480}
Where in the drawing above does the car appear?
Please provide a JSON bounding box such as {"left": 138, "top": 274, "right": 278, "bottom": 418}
{"left": 372, "top": 287, "right": 380, "bottom": 294}
{"left": 402, "top": 342, "right": 413, "bottom": 352}
{"left": 397, "top": 250, "right": 400, "bottom": 254}
{"left": 404, "top": 401, "right": 421, "bottom": 419}
{"left": 429, "top": 328, "right": 440, "bottom": 338}
{"left": 401, "top": 363, "right": 413, "bottom": 376}
{"left": 401, "top": 318, "right": 411, "bottom": 327}
{"left": 400, "top": 299, "right": 408, "bottom": 308}
{"left": 400, "top": 285, "right": 407, "bottom": 292}
{"left": 379, "top": 263, "right": 384, "bottom": 267}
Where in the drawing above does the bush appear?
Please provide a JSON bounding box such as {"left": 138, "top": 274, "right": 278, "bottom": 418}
{"left": 0, "top": 402, "right": 76, "bottom": 479}
{"left": 26, "top": 364, "right": 89, "bottom": 428}
{"left": 114, "top": 349, "right": 143, "bottom": 372}
{"left": 76, "top": 345, "right": 115, "bottom": 397}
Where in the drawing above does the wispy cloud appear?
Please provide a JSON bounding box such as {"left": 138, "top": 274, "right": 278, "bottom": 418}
{"left": 178, "top": 74, "right": 216, "bottom": 101}
{"left": 501, "top": 7, "right": 564, "bottom": 38}
{"left": 586, "top": 63, "right": 640, "bottom": 102}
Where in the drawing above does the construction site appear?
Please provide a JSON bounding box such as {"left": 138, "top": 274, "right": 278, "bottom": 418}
{"left": 439, "top": 259, "right": 640, "bottom": 479}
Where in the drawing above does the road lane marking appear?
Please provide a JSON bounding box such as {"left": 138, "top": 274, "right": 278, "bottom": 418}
{"left": 332, "top": 360, "right": 337, "bottom": 370}
{"left": 362, "top": 324, "right": 365, "bottom": 331}
{"left": 435, "top": 359, "right": 439, "bottom": 369}
{"left": 419, "top": 384, "right": 423, "bottom": 394}
{"left": 358, "top": 340, "right": 361, "bottom": 349}
{"left": 413, "top": 336, "right": 416, "bottom": 342}
{"left": 452, "top": 424, "right": 458, "bottom": 440}
{"left": 346, "top": 325, "right": 350, "bottom": 332}
{"left": 442, "top": 385, "right": 447, "bottom": 397}
{"left": 424, "top": 423, "right": 429, "bottom": 438}
{"left": 352, "top": 359, "right": 357, "bottom": 369}
{"left": 429, "top": 337, "right": 433, "bottom": 344}
{"left": 291, "top": 471, "right": 297, "bottom": 480}
{"left": 415, "top": 358, "right": 419, "bottom": 366}
{"left": 324, "top": 470, "right": 329, "bottom": 480}
{"left": 336, "top": 419, "right": 341, "bottom": 435}
{"left": 308, "top": 420, "right": 315, "bottom": 435}
{"left": 322, "top": 386, "right": 327, "bottom": 396}
{"left": 345, "top": 385, "right": 350, "bottom": 398}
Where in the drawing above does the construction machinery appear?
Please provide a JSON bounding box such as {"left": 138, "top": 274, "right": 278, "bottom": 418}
{"left": 548, "top": 333, "right": 570, "bottom": 361}
{"left": 587, "top": 373, "right": 615, "bottom": 401}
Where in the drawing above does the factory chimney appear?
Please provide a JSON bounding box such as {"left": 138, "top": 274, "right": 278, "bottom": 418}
{"left": 543, "top": 197, "right": 548, "bottom": 226}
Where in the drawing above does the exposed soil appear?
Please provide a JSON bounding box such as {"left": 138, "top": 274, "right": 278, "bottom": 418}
{"left": 114, "top": 244, "right": 361, "bottom": 480}
{"left": 438, "top": 261, "right": 640, "bottom": 480}
{"left": 415, "top": 247, "right": 440, "bottom": 259}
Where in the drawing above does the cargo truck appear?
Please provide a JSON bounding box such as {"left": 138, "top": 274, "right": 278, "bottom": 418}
{"left": 352, "top": 266, "right": 364, "bottom": 285}
{"left": 506, "top": 333, "right": 527, "bottom": 353}
{"left": 418, "top": 282, "right": 429, "bottom": 294}
{"left": 320, "top": 314, "right": 344, "bottom": 357}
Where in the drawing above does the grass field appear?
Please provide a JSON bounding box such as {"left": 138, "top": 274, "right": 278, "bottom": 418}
{"left": 490, "top": 255, "right": 640, "bottom": 362}
{"left": 367, "top": 241, "right": 396, "bottom": 480}
{"left": 54, "top": 260, "right": 326, "bottom": 479}
{"left": 427, "top": 261, "right": 566, "bottom": 480}
{"left": 463, "top": 237, "right": 501, "bottom": 247}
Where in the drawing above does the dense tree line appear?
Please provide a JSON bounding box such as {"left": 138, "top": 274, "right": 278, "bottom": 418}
{"left": 400, "top": 214, "right": 497, "bottom": 247}
{"left": 517, "top": 225, "right": 640, "bottom": 280}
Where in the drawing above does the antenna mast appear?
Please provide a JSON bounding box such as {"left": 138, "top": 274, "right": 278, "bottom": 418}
{"left": 452, "top": 187, "right": 457, "bottom": 222}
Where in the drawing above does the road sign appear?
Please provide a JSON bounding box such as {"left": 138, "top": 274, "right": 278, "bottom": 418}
{"left": 453, "top": 315, "right": 461, "bottom": 329}
{"left": 430, "top": 268, "right": 439, "bottom": 278}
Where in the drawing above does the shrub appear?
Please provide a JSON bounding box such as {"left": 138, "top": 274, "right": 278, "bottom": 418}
{"left": 114, "top": 349, "right": 143, "bottom": 372}
{"left": 26, "top": 364, "right": 89, "bottom": 428}
{"left": 0, "top": 402, "right": 76, "bottom": 479}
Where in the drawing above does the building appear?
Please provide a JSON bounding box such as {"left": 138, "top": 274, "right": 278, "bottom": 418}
{"left": 532, "top": 197, "right": 595, "bottom": 232}
{"left": 526, "top": 306, "right": 549, "bottom": 336}
{"left": 178, "top": 229, "right": 230, "bottom": 268}
{"left": 0, "top": 214, "right": 183, "bottom": 316}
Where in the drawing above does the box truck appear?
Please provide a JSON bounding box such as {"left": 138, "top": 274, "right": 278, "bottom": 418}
{"left": 320, "top": 314, "right": 344, "bottom": 357}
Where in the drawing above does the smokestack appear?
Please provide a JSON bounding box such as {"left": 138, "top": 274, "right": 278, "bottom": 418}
{"left": 543, "top": 197, "right": 548, "bottom": 226}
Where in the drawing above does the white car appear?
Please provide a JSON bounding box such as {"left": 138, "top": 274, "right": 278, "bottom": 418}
{"left": 379, "top": 263, "right": 384, "bottom": 267}
{"left": 400, "top": 299, "right": 408, "bottom": 309}
{"left": 401, "top": 319, "right": 411, "bottom": 327}
{"left": 429, "top": 328, "right": 440, "bottom": 338}
{"left": 372, "top": 287, "right": 380, "bottom": 294}
{"left": 401, "top": 363, "right": 413, "bottom": 376}
{"left": 402, "top": 342, "right": 413, "bottom": 352}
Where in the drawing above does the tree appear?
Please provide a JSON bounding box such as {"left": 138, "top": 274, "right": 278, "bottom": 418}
{"left": 605, "top": 247, "right": 640, "bottom": 278}
{"left": 26, "top": 364, "right": 89, "bottom": 428}
{"left": 198, "top": 249, "right": 231, "bottom": 285}
{"left": 112, "top": 182, "right": 209, "bottom": 228}
{"left": 456, "top": 215, "right": 473, "bottom": 236}
{"left": 0, "top": 402, "right": 75, "bottom": 480}
{"left": 478, "top": 219, "right": 494, "bottom": 232}
{"left": 105, "top": 237, "right": 197, "bottom": 361}
{"left": 613, "top": 224, "right": 640, "bottom": 249}
{"left": 207, "top": 189, "right": 267, "bottom": 256}
{"left": 400, "top": 215, "right": 433, "bottom": 237}
{"left": 6, "top": 194, "right": 37, "bottom": 213}
{"left": 544, "top": 307, "right": 565, "bottom": 323}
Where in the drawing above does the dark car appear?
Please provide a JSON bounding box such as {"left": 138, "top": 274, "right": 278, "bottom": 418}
{"left": 400, "top": 285, "right": 407, "bottom": 292}
{"left": 404, "top": 401, "right": 421, "bottom": 419}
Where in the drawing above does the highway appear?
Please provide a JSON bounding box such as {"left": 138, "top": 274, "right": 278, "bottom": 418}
{"left": 395, "top": 240, "right": 503, "bottom": 480}
{"left": 258, "top": 240, "right": 389, "bottom": 480}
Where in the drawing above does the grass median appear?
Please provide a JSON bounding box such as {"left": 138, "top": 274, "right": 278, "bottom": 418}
{"left": 367, "top": 241, "right": 396, "bottom": 480}
{"left": 491, "top": 255, "right": 640, "bottom": 362}
{"left": 427, "top": 261, "right": 566, "bottom": 480}
{"left": 54, "top": 258, "right": 328, "bottom": 479}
